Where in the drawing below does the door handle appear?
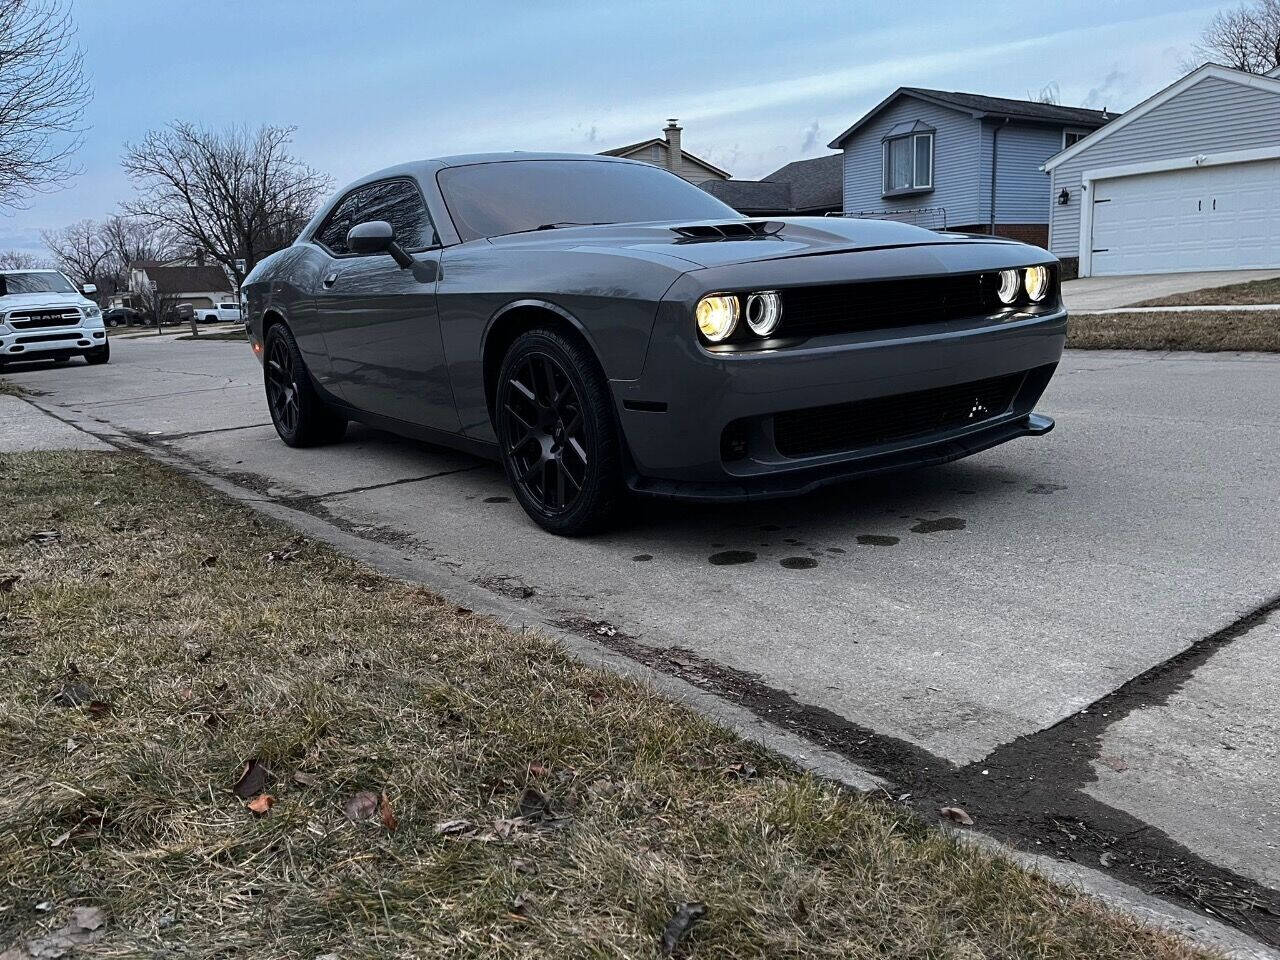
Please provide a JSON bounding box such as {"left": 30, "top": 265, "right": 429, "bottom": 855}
{"left": 322, "top": 271, "right": 338, "bottom": 288}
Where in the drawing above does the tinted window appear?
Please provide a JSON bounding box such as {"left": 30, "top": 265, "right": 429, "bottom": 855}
{"left": 437, "top": 160, "right": 738, "bottom": 241}
{"left": 0, "top": 272, "right": 77, "bottom": 296}
{"left": 314, "top": 178, "right": 436, "bottom": 255}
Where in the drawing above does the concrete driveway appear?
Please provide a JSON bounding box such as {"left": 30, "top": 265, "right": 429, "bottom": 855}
{"left": 5, "top": 333, "right": 1280, "bottom": 951}
{"left": 1062, "top": 269, "right": 1280, "bottom": 311}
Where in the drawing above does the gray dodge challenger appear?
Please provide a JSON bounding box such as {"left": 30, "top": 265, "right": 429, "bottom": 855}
{"left": 242, "top": 153, "right": 1065, "bottom": 535}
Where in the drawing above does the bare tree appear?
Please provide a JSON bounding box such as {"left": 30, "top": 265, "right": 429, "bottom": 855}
{"left": 1029, "top": 82, "right": 1061, "bottom": 105}
{"left": 1192, "top": 0, "right": 1280, "bottom": 73}
{"left": 0, "top": 0, "right": 89, "bottom": 209}
{"left": 42, "top": 215, "right": 178, "bottom": 301}
{"left": 121, "top": 123, "right": 331, "bottom": 285}
{"left": 0, "top": 248, "right": 47, "bottom": 268}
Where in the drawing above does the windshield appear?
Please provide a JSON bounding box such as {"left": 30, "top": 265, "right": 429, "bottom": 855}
{"left": 0, "top": 272, "right": 77, "bottom": 296}
{"left": 437, "top": 159, "right": 739, "bottom": 241}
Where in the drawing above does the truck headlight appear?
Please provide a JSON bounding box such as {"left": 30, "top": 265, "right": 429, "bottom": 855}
{"left": 83, "top": 305, "right": 103, "bottom": 326}
{"left": 696, "top": 294, "right": 739, "bottom": 342}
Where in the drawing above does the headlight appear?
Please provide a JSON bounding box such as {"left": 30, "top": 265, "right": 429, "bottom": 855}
{"left": 744, "top": 291, "right": 782, "bottom": 337}
{"left": 996, "top": 269, "right": 1020, "bottom": 305}
{"left": 84, "top": 304, "right": 101, "bottom": 318}
{"left": 695, "top": 294, "right": 739, "bottom": 342}
{"left": 1023, "top": 266, "right": 1050, "bottom": 302}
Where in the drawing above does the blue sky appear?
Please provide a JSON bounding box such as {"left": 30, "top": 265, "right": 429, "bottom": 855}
{"left": 1, "top": 0, "right": 1218, "bottom": 256}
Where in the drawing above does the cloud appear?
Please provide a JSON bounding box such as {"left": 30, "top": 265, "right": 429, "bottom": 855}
{"left": 800, "top": 120, "right": 821, "bottom": 152}
{"left": 1082, "top": 68, "right": 1130, "bottom": 111}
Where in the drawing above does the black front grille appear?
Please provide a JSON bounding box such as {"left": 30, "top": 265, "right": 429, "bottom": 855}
{"left": 780, "top": 273, "right": 1001, "bottom": 337}
{"left": 16, "top": 332, "right": 81, "bottom": 344}
{"left": 7, "top": 308, "right": 82, "bottom": 329}
{"left": 772, "top": 372, "right": 1025, "bottom": 459}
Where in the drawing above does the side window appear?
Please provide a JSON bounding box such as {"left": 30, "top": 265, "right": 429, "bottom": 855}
{"left": 313, "top": 179, "right": 436, "bottom": 256}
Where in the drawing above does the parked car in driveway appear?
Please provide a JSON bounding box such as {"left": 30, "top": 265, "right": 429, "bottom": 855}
{"left": 103, "top": 307, "right": 143, "bottom": 327}
{"left": 196, "top": 302, "right": 242, "bottom": 323}
{"left": 0, "top": 269, "right": 109, "bottom": 366}
{"left": 241, "top": 153, "right": 1065, "bottom": 535}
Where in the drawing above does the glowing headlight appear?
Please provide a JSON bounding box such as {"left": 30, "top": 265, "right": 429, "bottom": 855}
{"left": 1023, "top": 265, "right": 1050, "bottom": 302}
{"left": 696, "top": 294, "right": 739, "bottom": 342}
{"left": 744, "top": 291, "right": 782, "bottom": 337}
{"left": 996, "top": 269, "right": 1021, "bottom": 305}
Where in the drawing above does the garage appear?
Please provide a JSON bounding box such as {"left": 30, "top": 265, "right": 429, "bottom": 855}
{"left": 1088, "top": 157, "right": 1280, "bottom": 276}
{"left": 1044, "top": 64, "right": 1280, "bottom": 278}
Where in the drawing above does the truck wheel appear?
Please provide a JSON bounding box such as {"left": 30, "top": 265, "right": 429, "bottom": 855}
{"left": 495, "top": 327, "right": 623, "bottom": 536}
{"left": 84, "top": 342, "right": 110, "bottom": 365}
{"left": 263, "top": 323, "right": 346, "bottom": 447}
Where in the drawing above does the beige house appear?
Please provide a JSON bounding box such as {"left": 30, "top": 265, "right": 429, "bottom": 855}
{"left": 599, "top": 120, "right": 730, "bottom": 184}
{"left": 117, "top": 261, "right": 232, "bottom": 311}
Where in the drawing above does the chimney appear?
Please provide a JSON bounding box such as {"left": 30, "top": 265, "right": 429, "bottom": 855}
{"left": 664, "top": 119, "right": 682, "bottom": 175}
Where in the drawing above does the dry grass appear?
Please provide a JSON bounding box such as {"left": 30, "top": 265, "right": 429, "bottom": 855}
{"left": 1132, "top": 276, "right": 1280, "bottom": 308}
{"left": 0, "top": 451, "right": 1217, "bottom": 959}
{"left": 1069, "top": 311, "right": 1280, "bottom": 352}
{"left": 176, "top": 329, "right": 247, "bottom": 342}
{"left": 0, "top": 377, "right": 25, "bottom": 397}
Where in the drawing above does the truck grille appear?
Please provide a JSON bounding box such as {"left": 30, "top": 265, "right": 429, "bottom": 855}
{"left": 7, "top": 308, "right": 82, "bottom": 330}
{"left": 780, "top": 273, "right": 1003, "bottom": 337}
{"left": 772, "top": 372, "right": 1025, "bottom": 458}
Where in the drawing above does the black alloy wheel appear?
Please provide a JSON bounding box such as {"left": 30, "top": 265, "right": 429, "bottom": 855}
{"left": 84, "top": 341, "right": 110, "bottom": 365}
{"left": 263, "top": 324, "right": 346, "bottom": 447}
{"left": 496, "top": 328, "right": 622, "bottom": 535}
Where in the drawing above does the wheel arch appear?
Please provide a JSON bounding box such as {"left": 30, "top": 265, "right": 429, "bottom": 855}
{"left": 481, "top": 300, "right": 604, "bottom": 422}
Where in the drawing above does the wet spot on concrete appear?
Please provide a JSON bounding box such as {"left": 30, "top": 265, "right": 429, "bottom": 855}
{"left": 1027, "top": 482, "right": 1067, "bottom": 495}
{"left": 780, "top": 556, "right": 818, "bottom": 569}
{"left": 910, "top": 517, "right": 966, "bottom": 534}
{"left": 826, "top": 547, "right": 846, "bottom": 554}
{"left": 709, "top": 550, "right": 757, "bottom": 566}
{"left": 856, "top": 534, "right": 900, "bottom": 546}
{"left": 483, "top": 496, "right": 510, "bottom": 504}
{"left": 632, "top": 554, "right": 653, "bottom": 562}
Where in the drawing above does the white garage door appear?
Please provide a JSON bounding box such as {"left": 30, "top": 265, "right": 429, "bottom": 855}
{"left": 1089, "top": 158, "right": 1280, "bottom": 275}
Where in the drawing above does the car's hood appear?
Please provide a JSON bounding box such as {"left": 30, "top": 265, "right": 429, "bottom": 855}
{"left": 483, "top": 216, "right": 1022, "bottom": 270}
{"left": 0, "top": 292, "right": 93, "bottom": 313}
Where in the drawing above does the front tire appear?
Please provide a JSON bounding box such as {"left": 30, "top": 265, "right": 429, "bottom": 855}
{"left": 495, "top": 328, "right": 623, "bottom": 536}
{"left": 84, "top": 341, "right": 110, "bottom": 365}
{"left": 263, "top": 323, "right": 346, "bottom": 447}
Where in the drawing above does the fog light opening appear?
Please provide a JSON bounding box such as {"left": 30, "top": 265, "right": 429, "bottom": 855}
{"left": 721, "top": 420, "right": 749, "bottom": 462}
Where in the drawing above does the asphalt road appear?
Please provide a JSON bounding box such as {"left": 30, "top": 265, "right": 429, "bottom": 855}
{"left": 5, "top": 331, "right": 1279, "bottom": 949}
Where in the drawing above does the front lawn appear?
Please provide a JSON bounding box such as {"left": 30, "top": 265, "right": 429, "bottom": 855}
{"left": 0, "top": 451, "right": 1213, "bottom": 959}
{"left": 1069, "top": 311, "right": 1280, "bottom": 352}
{"left": 1131, "top": 276, "right": 1280, "bottom": 308}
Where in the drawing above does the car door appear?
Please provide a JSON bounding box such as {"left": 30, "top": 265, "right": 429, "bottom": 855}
{"left": 311, "top": 178, "right": 458, "bottom": 431}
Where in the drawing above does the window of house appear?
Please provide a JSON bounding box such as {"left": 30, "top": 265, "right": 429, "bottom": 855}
{"left": 314, "top": 178, "right": 436, "bottom": 255}
{"left": 1063, "top": 129, "right": 1088, "bottom": 149}
{"left": 882, "top": 126, "right": 934, "bottom": 195}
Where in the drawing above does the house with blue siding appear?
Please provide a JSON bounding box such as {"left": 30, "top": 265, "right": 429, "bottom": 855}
{"left": 828, "top": 89, "right": 1111, "bottom": 247}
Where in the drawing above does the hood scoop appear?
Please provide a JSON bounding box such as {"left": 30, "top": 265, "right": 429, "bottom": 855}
{"left": 670, "top": 220, "right": 785, "bottom": 242}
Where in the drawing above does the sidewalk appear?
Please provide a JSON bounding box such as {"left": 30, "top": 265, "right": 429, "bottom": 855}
{"left": 0, "top": 394, "right": 111, "bottom": 451}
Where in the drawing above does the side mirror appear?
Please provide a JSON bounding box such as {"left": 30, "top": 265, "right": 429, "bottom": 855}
{"left": 82, "top": 283, "right": 97, "bottom": 295}
{"left": 346, "top": 220, "right": 414, "bottom": 269}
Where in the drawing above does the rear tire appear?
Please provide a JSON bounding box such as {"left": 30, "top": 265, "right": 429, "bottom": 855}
{"left": 84, "top": 342, "right": 110, "bottom": 365}
{"left": 494, "top": 327, "right": 623, "bottom": 536}
{"left": 263, "top": 323, "right": 346, "bottom": 447}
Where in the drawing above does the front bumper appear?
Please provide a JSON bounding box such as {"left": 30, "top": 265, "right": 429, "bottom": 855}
{"left": 0, "top": 325, "right": 106, "bottom": 359}
{"left": 613, "top": 255, "right": 1067, "bottom": 495}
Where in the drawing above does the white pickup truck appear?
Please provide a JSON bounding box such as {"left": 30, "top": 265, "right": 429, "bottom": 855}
{"left": 194, "top": 301, "right": 242, "bottom": 323}
{"left": 0, "top": 269, "right": 109, "bottom": 366}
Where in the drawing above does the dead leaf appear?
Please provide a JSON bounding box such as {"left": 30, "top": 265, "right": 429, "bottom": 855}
{"left": 434, "top": 818, "right": 475, "bottom": 836}
{"left": 50, "top": 682, "right": 94, "bottom": 708}
{"left": 0, "top": 572, "right": 21, "bottom": 593}
{"left": 49, "top": 830, "right": 72, "bottom": 849}
{"left": 183, "top": 640, "right": 211, "bottom": 662}
{"left": 15, "top": 905, "right": 107, "bottom": 959}
{"left": 379, "top": 791, "right": 398, "bottom": 832}
{"left": 940, "top": 806, "right": 974, "bottom": 826}
{"left": 514, "top": 786, "right": 549, "bottom": 821}
{"left": 293, "top": 771, "right": 318, "bottom": 788}
{"left": 199, "top": 555, "right": 218, "bottom": 568}
{"left": 511, "top": 891, "right": 535, "bottom": 916}
{"left": 29, "top": 530, "right": 60, "bottom": 544}
{"left": 267, "top": 548, "right": 301, "bottom": 564}
{"left": 232, "top": 759, "right": 270, "bottom": 799}
{"left": 247, "top": 794, "right": 275, "bottom": 815}
{"left": 660, "top": 901, "right": 707, "bottom": 955}
{"left": 343, "top": 791, "right": 379, "bottom": 822}
{"left": 512, "top": 858, "right": 537, "bottom": 875}
{"left": 86, "top": 700, "right": 112, "bottom": 719}
{"left": 526, "top": 763, "right": 551, "bottom": 779}
{"left": 723, "top": 762, "right": 758, "bottom": 781}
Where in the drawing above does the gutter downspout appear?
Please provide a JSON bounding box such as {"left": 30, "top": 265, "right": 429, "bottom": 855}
{"left": 989, "top": 117, "right": 1009, "bottom": 236}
